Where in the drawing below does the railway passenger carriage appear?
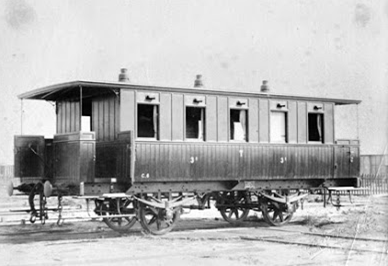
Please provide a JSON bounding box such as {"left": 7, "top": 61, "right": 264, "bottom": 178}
{"left": 8, "top": 71, "right": 361, "bottom": 234}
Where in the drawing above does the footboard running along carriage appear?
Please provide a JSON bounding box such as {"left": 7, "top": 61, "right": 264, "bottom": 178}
{"left": 8, "top": 70, "right": 362, "bottom": 235}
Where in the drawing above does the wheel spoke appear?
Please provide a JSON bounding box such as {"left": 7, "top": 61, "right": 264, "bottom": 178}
{"left": 272, "top": 210, "right": 278, "bottom": 221}
{"left": 139, "top": 200, "right": 180, "bottom": 235}
{"left": 278, "top": 211, "right": 284, "bottom": 222}
{"left": 156, "top": 219, "right": 161, "bottom": 230}
{"left": 234, "top": 209, "right": 239, "bottom": 219}
{"left": 219, "top": 192, "right": 250, "bottom": 224}
{"left": 261, "top": 192, "right": 295, "bottom": 227}
{"left": 148, "top": 215, "right": 157, "bottom": 225}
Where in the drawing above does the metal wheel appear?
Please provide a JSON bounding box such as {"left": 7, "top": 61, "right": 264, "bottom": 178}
{"left": 261, "top": 199, "right": 294, "bottom": 226}
{"left": 97, "top": 198, "right": 137, "bottom": 233}
{"left": 138, "top": 203, "right": 180, "bottom": 235}
{"left": 218, "top": 191, "right": 250, "bottom": 224}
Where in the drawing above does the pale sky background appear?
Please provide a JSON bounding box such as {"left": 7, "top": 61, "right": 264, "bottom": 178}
{"left": 0, "top": 0, "right": 387, "bottom": 165}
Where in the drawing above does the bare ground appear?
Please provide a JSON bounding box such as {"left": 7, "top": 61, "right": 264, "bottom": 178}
{"left": 0, "top": 190, "right": 387, "bottom": 266}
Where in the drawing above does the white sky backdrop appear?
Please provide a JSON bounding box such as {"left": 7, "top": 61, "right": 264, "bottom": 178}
{"left": 0, "top": 0, "right": 387, "bottom": 164}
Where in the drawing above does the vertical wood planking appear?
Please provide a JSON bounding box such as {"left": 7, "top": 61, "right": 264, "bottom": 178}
{"left": 98, "top": 99, "right": 104, "bottom": 140}
{"left": 108, "top": 96, "right": 116, "bottom": 140}
{"left": 297, "top": 102, "right": 307, "bottom": 143}
{"left": 92, "top": 99, "right": 98, "bottom": 139}
{"left": 160, "top": 93, "right": 172, "bottom": 141}
{"left": 56, "top": 102, "right": 62, "bottom": 133}
{"left": 103, "top": 98, "right": 110, "bottom": 140}
{"left": 206, "top": 96, "right": 217, "bottom": 142}
{"left": 74, "top": 101, "right": 80, "bottom": 132}
{"left": 172, "top": 94, "right": 184, "bottom": 141}
{"left": 248, "top": 98, "right": 259, "bottom": 143}
{"left": 64, "top": 102, "right": 70, "bottom": 132}
{"left": 115, "top": 95, "right": 120, "bottom": 139}
{"left": 324, "top": 103, "right": 334, "bottom": 144}
{"left": 259, "top": 99, "right": 269, "bottom": 143}
{"left": 217, "top": 97, "right": 228, "bottom": 142}
{"left": 134, "top": 142, "right": 358, "bottom": 183}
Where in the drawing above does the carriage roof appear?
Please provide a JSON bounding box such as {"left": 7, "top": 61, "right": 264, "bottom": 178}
{"left": 18, "top": 80, "right": 361, "bottom": 105}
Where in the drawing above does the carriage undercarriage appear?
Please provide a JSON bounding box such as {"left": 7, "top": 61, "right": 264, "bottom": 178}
{"left": 9, "top": 178, "right": 362, "bottom": 235}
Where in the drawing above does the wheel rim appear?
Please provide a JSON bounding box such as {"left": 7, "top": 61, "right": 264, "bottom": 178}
{"left": 261, "top": 200, "right": 294, "bottom": 226}
{"left": 218, "top": 191, "right": 250, "bottom": 224}
{"left": 98, "top": 199, "right": 137, "bottom": 233}
{"left": 139, "top": 203, "right": 180, "bottom": 235}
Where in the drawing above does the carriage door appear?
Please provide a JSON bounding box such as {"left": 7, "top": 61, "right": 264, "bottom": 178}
{"left": 334, "top": 143, "right": 359, "bottom": 178}
{"left": 14, "top": 136, "right": 46, "bottom": 182}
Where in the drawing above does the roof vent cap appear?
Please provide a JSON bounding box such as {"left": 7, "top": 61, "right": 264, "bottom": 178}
{"left": 260, "top": 80, "right": 269, "bottom": 92}
{"left": 118, "top": 68, "right": 130, "bottom": 83}
{"left": 194, "top": 74, "right": 204, "bottom": 88}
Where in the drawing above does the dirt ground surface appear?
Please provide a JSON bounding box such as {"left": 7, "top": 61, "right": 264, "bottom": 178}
{"left": 0, "top": 189, "right": 387, "bottom": 266}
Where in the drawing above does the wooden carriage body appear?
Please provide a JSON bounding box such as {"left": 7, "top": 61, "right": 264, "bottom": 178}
{"left": 14, "top": 80, "right": 361, "bottom": 196}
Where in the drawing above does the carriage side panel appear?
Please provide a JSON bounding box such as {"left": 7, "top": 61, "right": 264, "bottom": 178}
{"left": 120, "top": 90, "right": 136, "bottom": 133}
{"left": 134, "top": 142, "right": 342, "bottom": 183}
{"left": 324, "top": 103, "right": 335, "bottom": 144}
{"left": 217, "top": 97, "right": 228, "bottom": 142}
{"left": 206, "top": 96, "right": 217, "bottom": 142}
{"left": 248, "top": 98, "right": 259, "bottom": 143}
{"left": 172, "top": 94, "right": 184, "bottom": 141}
{"left": 160, "top": 93, "right": 172, "bottom": 141}
{"left": 288, "top": 101, "right": 298, "bottom": 144}
{"left": 259, "top": 99, "right": 269, "bottom": 143}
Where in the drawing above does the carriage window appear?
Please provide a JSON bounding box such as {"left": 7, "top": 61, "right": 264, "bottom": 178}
{"left": 137, "top": 104, "right": 159, "bottom": 139}
{"left": 308, "top": 113, "right": 324, "bottom": 142}
{"left": 230, "top": 109, "right": 247, "bottom": 141}
{"left": 186, "top": 107, "right": 205, "bottom": 140}
{"left": 271, "top": 112, "right": 287, "bottom": 143}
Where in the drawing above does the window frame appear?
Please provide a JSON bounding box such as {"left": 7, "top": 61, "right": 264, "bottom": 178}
{"left": 184, "top": 95, "right": 207, "bottom": 142}
{"left": 185, "top": 106, "right": 206, "bottom": 141}
{"left": 307, "top": 112, "right": 324, "bottom": 144}
{"left": 229, "top": 108, "right": 248, "bottom": 142}
{"left": 270, "top": 110, "right": 288, "bottom": 144}
{"left": 136, "top": 102, "right": 160, "bottom": 141}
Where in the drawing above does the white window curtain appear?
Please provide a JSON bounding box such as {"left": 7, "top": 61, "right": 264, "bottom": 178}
{"left": 233, "top": 110, "right": 247, "bottom": 141}
{"left": 317, "top": 114, "right": 322, "bottom": 142}
{"left": 152, "top": 105, "right": 158, "bottom": 139}
{"left": 198, "top": 108, "right": 204, "bottom": 140}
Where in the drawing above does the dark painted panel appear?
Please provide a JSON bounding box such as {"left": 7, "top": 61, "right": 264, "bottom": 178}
{"left": 248, "top": 98, "right": 259, "bottom": 143}
{"left": 134, "top": 142, "right": 358, "bottom": 184}
{"left": 350, "top": 146, "right": 360, "bottom": 176}
{"left": 160, "top": 93, "right": 172, "bottom": 141}
{"left": 95, "top": 132, "right": 133, "bottom": 183}
{"left": 324, "top": 103, "right": 334, "bottom": 144}
{"left": 53, "top": 132, "right": 95, "bottom": 185}
{"left": 259, "top": 99, "right": 269, "bottom": 143}
{"left": 217, "top": 97, "right": 228, "bottom": 142}
{"left": 14, "top": 136, "right": 45, "bottom": 182}
{"left": 108, "top": 97, "right": 115, "bottom": 140}
{"left": 172, "top": 94, "right": 184, "bottom": 141}
{"left": 297, "top": 102, "right": 307, "bottom": 143}
{"left": 206, "top": 96, "right": 217, "bottom": 142}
